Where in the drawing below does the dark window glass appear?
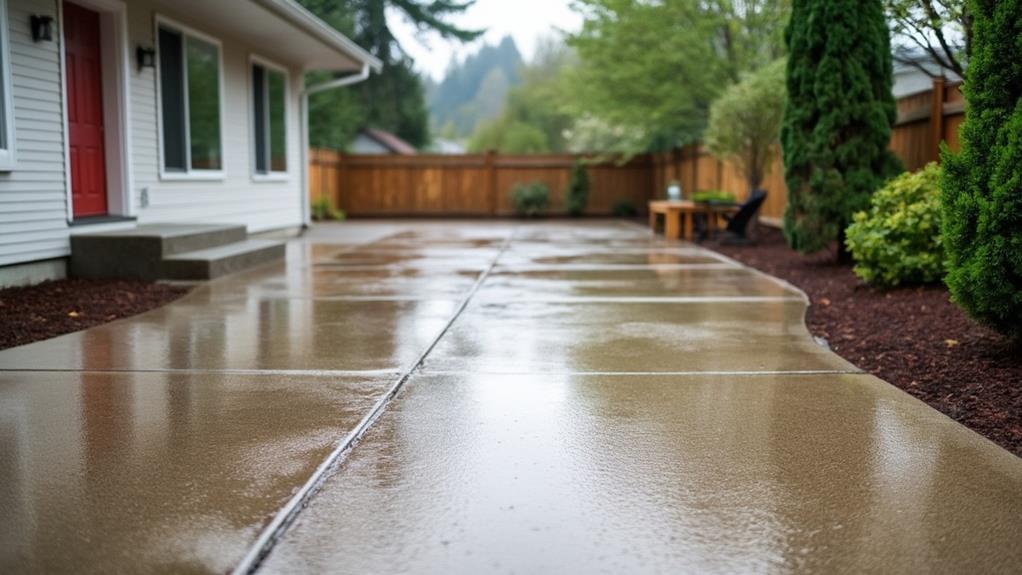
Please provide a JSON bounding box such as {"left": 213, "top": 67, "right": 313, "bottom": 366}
{"left": 252, "top": 65, "right": 267, "bottom": 173}
{"left": 252, "top": 64, "right": 287, "bottom": 174}
{"left": 268, "top": 70, "right": 286, "bottom": 172}
{"left": 158, "top": 27, "right": 186, "bottom": 171}
{"left": 186, "top": 36, "right": 221, "bottom": 171}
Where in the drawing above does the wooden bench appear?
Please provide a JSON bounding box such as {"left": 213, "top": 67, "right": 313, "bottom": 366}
{"left": 648, "top": 200, "right": 739, "bottom": 241}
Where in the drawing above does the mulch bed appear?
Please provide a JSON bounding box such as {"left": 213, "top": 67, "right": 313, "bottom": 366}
{"left": 0, "top": 279, "right": 190, "bottom": 351}
{"left": 711, "top": 226, "right": 1022, "bottom": 458}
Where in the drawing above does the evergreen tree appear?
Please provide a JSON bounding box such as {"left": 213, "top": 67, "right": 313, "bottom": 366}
{"left": 300, "top": 0, "right": 482, "bottom": 149}
{"left": 940, "top": 0, "right": 1022, "bottom": 339}
{"left": 781, "top": 0, "right": 902, "bottom": 257}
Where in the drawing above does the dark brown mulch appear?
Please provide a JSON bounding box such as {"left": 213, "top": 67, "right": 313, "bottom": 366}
{"left": 0, "top": 279, "right": 190, "bottom": 351}
{"left": 712, "top": 226, "right": 1022, "bottom": 458}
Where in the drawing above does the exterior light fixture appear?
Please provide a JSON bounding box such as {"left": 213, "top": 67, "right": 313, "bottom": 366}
{"left": 137, "top": 46, "right": 156, "bottom": 71}
{"left": 30, "top": 15, "right": 54, "bottom": 42}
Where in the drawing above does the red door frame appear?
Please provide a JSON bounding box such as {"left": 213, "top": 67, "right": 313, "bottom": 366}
{"left": 64, "top": 1, "right": 108, "bottom": 218}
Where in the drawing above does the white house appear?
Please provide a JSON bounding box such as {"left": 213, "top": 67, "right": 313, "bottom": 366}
{"left": 0, "top": 0, "right": 380, "bottom": 285}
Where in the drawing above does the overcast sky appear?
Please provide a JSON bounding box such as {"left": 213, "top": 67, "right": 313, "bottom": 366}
{"left": 390, "top": 0, "right": 583, "bottom": 82}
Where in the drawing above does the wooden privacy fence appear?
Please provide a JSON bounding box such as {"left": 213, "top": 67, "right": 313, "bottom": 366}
{"left": 310, "top": 151, "right": 655, "bottom": 217}
{"left": 311, "top": 79, "right": 964, "bottom": 223}
{"left": 650, "top": 79, "right": 965, "bottom": 224}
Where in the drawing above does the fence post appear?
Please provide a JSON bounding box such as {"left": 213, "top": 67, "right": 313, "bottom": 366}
{"left": 690, "top": 146, "right": 700, "bottom": 197}
{"left": 485, "top": 150, "right": 498, "bottom": 215}
{"left": 931, "top": 76, "right": 946, "bottom": 163}
{"left": 336, "top": 151, "right": 346, "bottom": 213}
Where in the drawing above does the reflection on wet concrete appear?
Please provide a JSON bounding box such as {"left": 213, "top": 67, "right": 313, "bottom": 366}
{"left": 0, "top": 371, "right": 391, "bottom": 574}
{"left": 263, "top": 373, "right": 1022, "bottom": 574}
{"left": 2, "top": 220, "right": 1021, "bottom": 574}
{"left": 424, "top": 299, "right": 853, "bottom": 373}
{"left": 0, "top": 298, "right": 457, "bottom": 372}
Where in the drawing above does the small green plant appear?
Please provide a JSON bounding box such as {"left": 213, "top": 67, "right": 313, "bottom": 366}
{"left": 311, "top": 196, "right": 346, "bottom": 221}
{"left": 510, "top": 182, "right": 550, "bottom": 218}
{"left": 611, "top": 199, "right": 638, "bottom": 217}
{"left": 845, "top": 162, "right": 943, "bottom": 287}
{"left": 692, "top": 190, "right": 737, "bottom": 204}
{"left": 566, "top": 161, "right": 590, "bottom": 217}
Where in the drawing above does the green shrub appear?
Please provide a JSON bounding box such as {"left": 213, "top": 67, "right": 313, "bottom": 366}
{"left": 612, "top": 199, "right": 638, "bottom": 217}
{"left": 510, "top": 182, "right": 550, "bottom": 218}
{"left": 692, "top": 190, "right": 737, "bottom": 204}
{"left": 781, "top": 0, "right": 903, "bottom": 258}
{"left": 940, "top": 0, "right": 1022, "bottom": 339}
{"left": 566, "top": 161, "right": 590, "bottom": 217}
{"left": 311, "top": 196, "right": 345, "bottom": 221}
{"left": 845, "top": 163, "right": 944, "bottom": 286}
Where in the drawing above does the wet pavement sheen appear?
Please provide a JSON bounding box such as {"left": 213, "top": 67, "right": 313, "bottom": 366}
{"left": 2, "top": 220, "right": 1021, "bottom": 574}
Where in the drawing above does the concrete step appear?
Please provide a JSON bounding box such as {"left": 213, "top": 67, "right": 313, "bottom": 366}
{"left": 160, "top": 239, "right": 286, "bottom": 280}
{"left": 70, "top": 224, "right": 249, "bottom": 280}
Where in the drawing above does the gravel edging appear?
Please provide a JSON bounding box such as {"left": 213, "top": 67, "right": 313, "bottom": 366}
{"left": 711, "top": 227, "right": 1022, "bottom": 458}
{"left": 0, "top": 279, "right": 190, "bottom": 351}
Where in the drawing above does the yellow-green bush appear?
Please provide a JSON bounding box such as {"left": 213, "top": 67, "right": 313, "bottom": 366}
{"left": 845, "top": 163, "right": 943, "bottom": 286}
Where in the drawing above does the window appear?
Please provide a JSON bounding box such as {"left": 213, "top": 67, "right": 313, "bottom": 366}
{"left": 157, "top": 20, "right": 222, "bottom": 175}
{"left": 0, "top": 0, "right": 15, "bottom": 171}
{"left": 251, "top": 60, "right": 287, "bottom": 175}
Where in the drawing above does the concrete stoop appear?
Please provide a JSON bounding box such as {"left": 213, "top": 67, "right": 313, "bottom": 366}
{"left": 70, "top": 224, "right": 285, "bottom": 281}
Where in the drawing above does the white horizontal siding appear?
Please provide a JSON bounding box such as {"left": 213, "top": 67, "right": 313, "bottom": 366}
{"left": 0, "top": 0, "right": 69, "bottom": 268}
{"left": 129, "top": 0, "right": 305, "bottom": 233}
{"left": 3, "top": 0, "right": 321, "bottom": 270}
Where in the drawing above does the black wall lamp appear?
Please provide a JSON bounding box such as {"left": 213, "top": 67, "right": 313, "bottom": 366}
{"left": 30, "top": 15, "right": 54, "bottom": 42}
{"left": 137, "top": 46, "right": 156, "bottom": 71}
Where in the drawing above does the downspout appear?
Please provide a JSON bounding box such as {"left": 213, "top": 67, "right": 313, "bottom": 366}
{"left": 300, "top": 63, "right": 372, "bottom": 228}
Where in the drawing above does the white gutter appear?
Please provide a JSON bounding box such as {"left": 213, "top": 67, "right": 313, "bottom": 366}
{"left": 253, "top": 0, "right": 383, "bottom": 72}
{"left": 299, "top": 64, "right": 373, "bottom": 227}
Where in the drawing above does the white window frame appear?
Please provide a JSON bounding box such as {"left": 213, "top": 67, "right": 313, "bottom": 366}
{"left": 0, "top": 0, "right": 17, "bottom": 171}
{"left": 249, "top": 54, "right": 290, "bottom": 182}
{"left": 154, "top": 15, "right": 225, "bottom": 181}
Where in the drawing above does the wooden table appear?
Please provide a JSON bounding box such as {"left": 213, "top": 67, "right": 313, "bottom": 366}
{"left": 648, "top": 200, "right": 739, "bottom": 241}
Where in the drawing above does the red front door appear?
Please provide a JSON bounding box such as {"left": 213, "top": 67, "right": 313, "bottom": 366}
{"left": 64, "top": 1, "right": 108, "bottom": 218}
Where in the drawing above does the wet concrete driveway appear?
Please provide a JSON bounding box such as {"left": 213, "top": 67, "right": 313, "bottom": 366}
{"left": 2, "top": 220, "right": 1022, "bottom": 574}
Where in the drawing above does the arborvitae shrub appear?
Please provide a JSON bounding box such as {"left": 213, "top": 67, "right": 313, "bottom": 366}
{"left": 940, "top": 0, "right": 1022, "bottom": 339}
{"left": 781, "top": 0, "right": 903, "bottom": 257}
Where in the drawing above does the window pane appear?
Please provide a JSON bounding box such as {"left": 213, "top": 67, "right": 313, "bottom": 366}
{"left": 186, "top": 36, "right": 221, "bottom": 171}
{"left": 159, "top": 27, "right": 186, "bottom": 171}
{"left": 252, "top": 65, "right": 267, "bottom": 173}
{"left": 268, "top": 70, "right": 286, "bottom": 172}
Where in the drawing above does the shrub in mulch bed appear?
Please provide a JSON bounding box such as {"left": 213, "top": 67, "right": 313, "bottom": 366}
{"left": 0, "top": 279, "right": 190, "bottom": 351}
{"left": 712, "top": 227, "right": 1022, "bottom": 458}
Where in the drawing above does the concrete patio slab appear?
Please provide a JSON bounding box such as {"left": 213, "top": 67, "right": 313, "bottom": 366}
{"left": 422, "top": 299, "right": 854, "bottom": 374}
{"left": 0, "top": 371, "right": 392, "bottom": 574}
{"left": 204, "top": 265, "right": 481, "bottom": 300}
{"left": 260, "top": 372, "right": 1022, "bottom": 575}
{"left": 0, "top": 297, "right": 457, "bottom": 372}
{"left": 477, "top": 268, "right": 798, "bottom": 299}
{"left": 2, "top": 220, "right": 1020, "bottom": 575}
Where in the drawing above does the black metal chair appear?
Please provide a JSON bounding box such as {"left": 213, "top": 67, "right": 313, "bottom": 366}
{"left": 719, "top": 190, "right": 768, "bottom": 244}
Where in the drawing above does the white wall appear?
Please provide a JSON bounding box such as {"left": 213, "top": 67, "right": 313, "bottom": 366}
{"left": 0, "top": 0, "right": 69, "bottom": 268}
{"left": 126, "top": 0, "right": 306, "bottom": 233}
{"left": 0, "top": 0, "right": 311, "bottom": 274}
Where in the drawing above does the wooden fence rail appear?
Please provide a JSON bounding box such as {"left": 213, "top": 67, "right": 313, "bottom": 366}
{"left": 311, "top": 79, "right": 964, "bottom": 223}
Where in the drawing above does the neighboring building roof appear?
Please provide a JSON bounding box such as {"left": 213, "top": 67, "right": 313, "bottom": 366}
{"left": 351, "top": 128, "right": 418, "bottom": 155}
{"left": 892, "top": 48, "right": 963, "bottom": 98}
